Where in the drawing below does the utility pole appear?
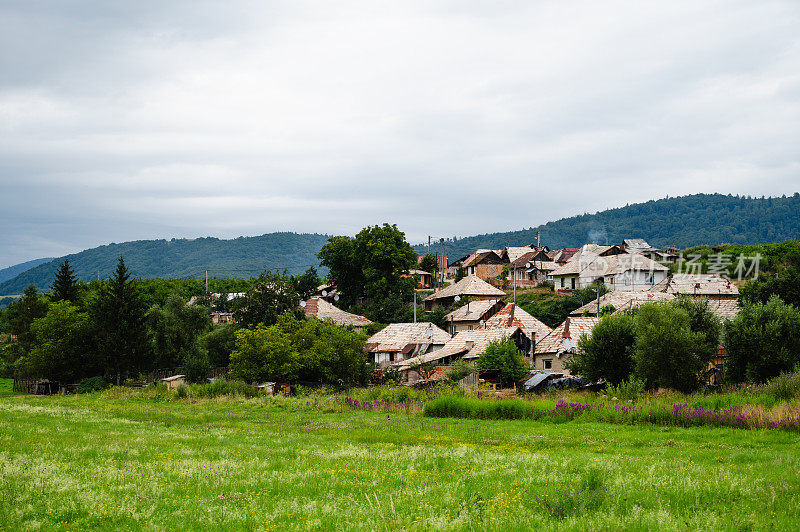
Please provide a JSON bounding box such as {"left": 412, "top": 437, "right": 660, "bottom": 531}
{"left": 513, "top": 260, "right": 517, "bottom": 304}
{"left": 205, "top": 269, "right": 209, "bottom": 294}
{"left": 537, "top": 230, "right": 541, "bottom": 248}
{"left": 413, "top": 291, "right": 417, "bottom": 323}
{"left": 440, "top": 238, "right": 445, "bottom": 287}
{"left": 427, "top": 235, "right": 431, "bottom": 255}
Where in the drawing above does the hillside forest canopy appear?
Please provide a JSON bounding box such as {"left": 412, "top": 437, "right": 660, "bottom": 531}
{"left": 2, "top": 192, "right": 799, "bottom": 296}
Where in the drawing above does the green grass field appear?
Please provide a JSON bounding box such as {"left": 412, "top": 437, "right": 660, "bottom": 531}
{"left": 1, "top": 392, "right": 799, "bottom": 530}
{"left": 0, "top": 379, "right": 12, "bottom": 397}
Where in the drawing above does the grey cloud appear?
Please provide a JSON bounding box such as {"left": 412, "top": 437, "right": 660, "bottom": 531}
{"left": 1, "top": 0, "right": 798, "bottom": 267}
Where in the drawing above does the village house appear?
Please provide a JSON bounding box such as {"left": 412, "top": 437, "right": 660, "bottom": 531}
{"left": 446, "top": 255, "right": 469, "bottom": 278}
{"left": 550, "top": 245, "right": 669, "bottom": 291}
{"left": 650, "top": 273, "right": 738, "bottom": 299}
{"left": 363, "top": 322, "right": 450, "bottom": 367}
{"left": 650, "top": 273, "right": 740, "bottom": 321}
{"left": 483, "top": 303, "right": 553, "bottom": 349}
{"left": 462, "top": 249, "right": 505, "bottom": 281}
{"left": 397, "top": 326, "right": 529, "bottom": 383}
{"left": 423, "top": 275, "right": 506, "bottom": 310}
{"left": 533, "top": 316, "right": 600, "bottom": 374}
{"left": 405, "top": 269, "right": 434, "bottom": 289}
{"left": 550, "top": 247, "right": 580, "bottom": 265}
{"left": 570, "top": 290, "right": 676, "bottom": 316}
{"left": 444, "top": 299, "right": 505, "bottom": 335}
{"left": 186, "top": 292, "right": 246, "bottom": 306}
{"left": 301, "top": 296, "right": 372, "bottom": 328}
{"left": 506, "top": 251, "right": 558, "bottom": 286}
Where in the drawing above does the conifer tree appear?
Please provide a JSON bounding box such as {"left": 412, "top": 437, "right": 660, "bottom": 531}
{"left": 51, "top": 259, "right": 79, "bottom": 303}
{"left": 93, "top": 257, "right": 150, "bottom": 385}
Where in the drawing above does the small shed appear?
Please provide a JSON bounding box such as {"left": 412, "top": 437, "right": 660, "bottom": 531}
{"left": 162, "top": 375, "right": 186, "bottom": 391}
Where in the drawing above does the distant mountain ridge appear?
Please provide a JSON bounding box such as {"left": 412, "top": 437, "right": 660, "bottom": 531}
{"left": 0, "top": 233, "right": 332, "bottom": 295}
{"left": 1, "top": 193, "right": 798, "bottom": 295}
{"left": 0, "top": 257, "right": 55, "bottom": 286}
{"left": 413, "top": 193, "right": 800, "bottom": 260}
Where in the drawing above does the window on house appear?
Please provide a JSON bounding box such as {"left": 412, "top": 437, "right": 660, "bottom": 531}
{"left": 560, "top": 278, "right": 565, "bottom": 288}
{"left": 543, "top": 359, "right": 552, "bottom": 370}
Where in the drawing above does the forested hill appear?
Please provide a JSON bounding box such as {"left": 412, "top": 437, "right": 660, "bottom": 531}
{"left": 0, "top": 257, "right": 54, "bottom": 285}
{"left": 0, "top": 233, "right": 331, "bottom": 295}
{"left": 2, "top": 193, "right": 798, "bottom": 295}
{"left": 415, "top": 193, "right": 800, "bottom": 259}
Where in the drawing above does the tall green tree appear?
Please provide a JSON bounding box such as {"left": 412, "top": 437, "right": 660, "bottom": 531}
{"left": 22, "top": 302, "right": 95, "bottom": 382}
{"left": 292, "top": 266, "right": 322, "bottom": 301}
{"left": 5, "top": 285, "right": 49, "bottom": 353}
{"left": 570, "top": 313, "right": 636, "bottom": 385}
{"left": 318, "top": 224, "right": 417, "bottom": 306}
{"left": 146, "top": 293, "right": 212, "bottom": 369}
{"left": 419, "top": 254, "right": 438, "bottom": 274}
{"left": 671, "top": 297, "right": 722, "bottom": 351}
{"left": 632, "top": 304, "right": 713, "bottom": 393}
{"left": 92, "top": 257, "right": 150, "bottom": 384}
{"left": 232, "top": 271, "right": 299, "bottom": 329}
{"left": 724, "top": 296, "right": 800, "bottom": 383}
{"left": 51, "top": 259, "right": 80, "bottom": 304}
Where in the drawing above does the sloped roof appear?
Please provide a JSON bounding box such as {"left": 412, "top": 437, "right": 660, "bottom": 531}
{"left": 535, "top": 317, "right": 600, "bottom": 355}
{"left": 504, "top": 246, "right": 534, "bottom": 263}
{"left": 302, "top": 296, "right": 373, "bottom": 327}
{"left": 484, "top": 303, "right": 552, "bottom": 342}
{"left": 462, "top": 249, "right": 504, "bottom": 268}
{"left": 551, "top": 247, "right": 580, "bottom": 263}
{"left": 423, "top": 275, "right": 506, "bottom": 302}
{"left": 623, "top": 238, "right": 653, "bottom": 250}
{"left": 650, "top": 274, "right": 738, "bottom": 296}
{"left": 551, "top": 251, "right": 669, "bottom": 277}
{"left": 570, "top": 291, "right": 675, "bottom": 316}
{"left": 364, "top": 322, "right": 451, "bottom": 353}
{"left": 445, "top": 299, "right": 501, "bottom": 322}
{"left": 707, "top": 298, "right": 741, "bottom": 320}
{"left": 397, "top": 327, "right": 520, "bottom": 368}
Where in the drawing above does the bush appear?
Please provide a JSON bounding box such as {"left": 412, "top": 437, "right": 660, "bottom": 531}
{"left": 724, "top": 296, "right": 800, "bottom": 383}
{"left": 570, "top": 313, "right": 636, "bottom": 385}
{"left": 176, "top": 383, "right": 189, "bottom": 398}
{"left": 476, "top": 338, "right": 528, "bottom": 387}
{"left": 604, "top": 378, "right": 646, "bottom": 402}
{"left": 424, "top": 396, "right": 532, "bottom": 420}
{"left": 189, "top": 379, "right": 259, "bottom": 399}
{"left": 445, "top": 359, "right": 475, "bottom": 384}
{"left": 183, "top": 345, "right": 212, "bottom": 383}
{"left": 76, "top": 376, "right": 107, "bottom": 394}
{"left": 633, "top": 304, "right": 713, "bottom": 393}
{"left": 761, "top": 371, "right": 800, "bottom": 401}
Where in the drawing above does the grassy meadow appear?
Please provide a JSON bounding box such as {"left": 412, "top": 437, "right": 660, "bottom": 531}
{"left": 1, "top": 390, "right": 800, "bottom": 530}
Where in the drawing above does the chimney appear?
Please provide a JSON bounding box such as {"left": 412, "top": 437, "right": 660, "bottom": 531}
{"left": 562, "top": 318, "right": 571, "bottom": 339}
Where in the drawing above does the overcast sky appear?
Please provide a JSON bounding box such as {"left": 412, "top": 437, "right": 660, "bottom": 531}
{"left": 1, "top": 1, "right": 798, "bottom": 268}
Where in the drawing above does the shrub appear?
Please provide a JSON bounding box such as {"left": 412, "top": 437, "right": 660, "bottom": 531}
{"left": 570, "top": 313, "right": 636, "bottom": 385}
{"left": 76, "top": 376, "right": 107, "bottom": 394}
{"left": 724, "top": 296, "right": 800, "bottom": 383}
{"left": 476, "top": 338, "right": 528, "bottom": 387}
{"left": 604, "top": 378, "right": 646, "bottom": 402}
{"left": 183, "top": 344, "right": 212, "bottom": 383}
{"left": 633, "top": 304, "right": 713, "bottom": 393}
{"left": 189, "top": 379, "right": 259, "bottom": 399}
{"left": 445, "top": 359, "right": 475, "bottom": 384}
{"left": 176, "top": 383, "right": 189, "bottom": 398}
{"left": 761, "top": 371, "right": 800, "bottom": 401}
